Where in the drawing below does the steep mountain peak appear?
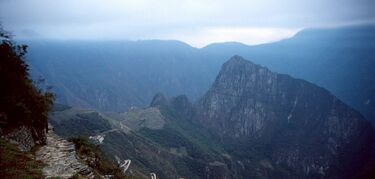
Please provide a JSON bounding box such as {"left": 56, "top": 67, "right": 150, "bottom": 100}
{"left": 220, "top": 55, "right": 266, "bottom": 75}
{"left": 209, "top": 55, "right": 275, "bottom": 98}
{"left": 150, "top": 93, "right": 194, "bottom": 119}
{"left": 224, "top": 55, "right": 251, "bottom": 65}
{"left": 150, "top": 92, "right": 169, "bottom": 107}
{"left": 197, "top": 56, "right": 375, "bottom": 178}
{"left": 228, "top": 54, "right": 246, "bottom": 61}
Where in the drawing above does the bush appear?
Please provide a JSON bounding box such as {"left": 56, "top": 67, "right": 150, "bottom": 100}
{"left": 0, "top": 26, "right": 53, "bottom": 143}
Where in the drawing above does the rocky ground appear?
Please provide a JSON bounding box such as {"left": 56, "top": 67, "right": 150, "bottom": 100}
{"left": 36, "top": 130, "right": 94, "bottom": 178}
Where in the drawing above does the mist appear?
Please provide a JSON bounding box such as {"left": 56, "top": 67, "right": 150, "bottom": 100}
{"left": 1, "top": 0, "right": 374, "bottom": 47}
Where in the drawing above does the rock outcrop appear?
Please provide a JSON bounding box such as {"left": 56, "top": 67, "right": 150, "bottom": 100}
{"left": 150, "top": 93, "right": 195, "bottom": 120}
{"left": 197, "top": 55, "right": 375, "bottom": 178}
{"left": 3, "top": 126, "right": 43, "bottom": 151}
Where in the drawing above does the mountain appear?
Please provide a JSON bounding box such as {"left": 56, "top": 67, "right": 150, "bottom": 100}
{"left": 25, "top": 24, "right": 375, "bottom": 125}
{"left": 49, "top": 56, "right": 375, "bottom": 179}
{"left": 26, "top": 40, "right": 213, "bottom": 112}
{"left": 201, "top": 24, "right": 375, "bottom": 124}
{"left": 196, "top": 55, "right": 375, "bottom": 178}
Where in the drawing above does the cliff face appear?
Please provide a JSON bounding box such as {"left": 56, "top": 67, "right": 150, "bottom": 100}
{"left": 197, "top": 55, "right": 375, "bottom": 178}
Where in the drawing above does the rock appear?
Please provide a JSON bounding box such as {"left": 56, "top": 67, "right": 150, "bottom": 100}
{"left": 196, "top": 55, "right": 375, "bottom": 178}
{"left": 36, "top": 130, "right": 94, "bottom": 179}
{"left": 89, "top": 134, "right": 105, "bottom": 144}
{"left": 150, "top": 92, "right": 169, "bottom": 107}
{"left": 4, "top": 126, "right": 39, "bottom": 151}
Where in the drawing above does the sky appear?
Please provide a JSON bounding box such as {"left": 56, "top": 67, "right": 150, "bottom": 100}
{"left": 0, "top": 0, "right": 374, "bottom": 47}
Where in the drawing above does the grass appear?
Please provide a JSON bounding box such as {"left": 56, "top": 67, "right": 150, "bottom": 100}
{"left": 0, "top": 138, "right": 43, "bottom": 179}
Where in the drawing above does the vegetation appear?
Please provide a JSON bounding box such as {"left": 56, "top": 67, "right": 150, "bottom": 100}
{"left": 0, "top": 26, "right": 53, "bottom": 143}
{"left": 0, "top": 138, "right": 43, "bottom": 178}
{"left": 49, "top": 109, "right": 112, "bottom": 138}
{"left": 49, "top": 102, "right": 228, "bottom": 178}
{"left": 69, "top": 137, "right": 135, "bottom": 179}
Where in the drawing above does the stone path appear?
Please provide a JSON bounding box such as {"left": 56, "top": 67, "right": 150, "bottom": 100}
{"left": 36, "top": 130, "right": 95, "bottom": 178}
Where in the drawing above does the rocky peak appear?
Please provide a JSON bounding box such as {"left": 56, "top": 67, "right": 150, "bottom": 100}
{"left": 210, "top": 55, "right": 277, "bottom": 101}
{"left": 217, "top": 55, "right": 259, "bottom": 83}
{"left": 197, "top": 55, "right": 375, "bottom": 178}
{"left": 224, "top": 54, "right": 249, "bottom": 64}
{"left": 150, "top": 93, "right": 194, "bottom": 120}
{"left": 150, "top": 92, "right": 169, "bottom": 107}
{"left": 220, "top": 55, "right": 261, "bottom": 73}
{"left": 198, "top": 55, "right": 278, "bottom": 137}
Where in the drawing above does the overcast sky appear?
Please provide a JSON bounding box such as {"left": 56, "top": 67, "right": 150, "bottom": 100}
{"left": 0, "top": 0, "right": 374, "bottom": 47}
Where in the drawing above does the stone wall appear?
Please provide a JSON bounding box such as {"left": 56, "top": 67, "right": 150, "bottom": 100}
{"left": 3, "top": 126, "right": 44, "bottom": 151}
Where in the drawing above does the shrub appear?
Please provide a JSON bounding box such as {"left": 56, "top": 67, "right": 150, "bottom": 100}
{"left": 0, "top": 26, "right": 54, "bottom": 143}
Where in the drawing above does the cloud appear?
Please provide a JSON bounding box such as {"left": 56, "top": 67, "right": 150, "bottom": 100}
{"left": 0, "top": 0, "right": 374, "bottom": 46}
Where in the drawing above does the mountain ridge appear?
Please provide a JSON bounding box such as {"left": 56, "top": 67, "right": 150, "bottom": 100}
{"left": 25, "top": 24, "right": 375, "bottom": 125}
{"left": 196, "top": 55, "right": 375, "bottom": 178}
{"left": 49, "top": 55, "right": 375, "bottom": 178}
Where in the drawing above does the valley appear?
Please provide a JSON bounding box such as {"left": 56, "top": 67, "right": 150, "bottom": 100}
{"left": 1, "top": 0, "right": 374, "bottom": 178}
{"left": 26, "top": 25, "right": 375, "bottom": 125}
{"left": 49, "top": 55, "right": 375, "bottom": 178}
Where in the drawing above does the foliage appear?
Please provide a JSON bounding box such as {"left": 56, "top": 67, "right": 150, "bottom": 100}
{"left": 50, "top": 110, "right": 112, "bottom": 138}
{"left": 0, "top": 26, "right": 54, "bottom": 143}
{"left": 0, "top": 138, "right": 43, "bottom": 178}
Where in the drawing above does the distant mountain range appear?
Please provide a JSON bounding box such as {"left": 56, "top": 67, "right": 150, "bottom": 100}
{"left": 50, "top": 56, "right": 375, "bottom": 178}
{"left": 25, "top": 24, "right": 375, "bottom": 126}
